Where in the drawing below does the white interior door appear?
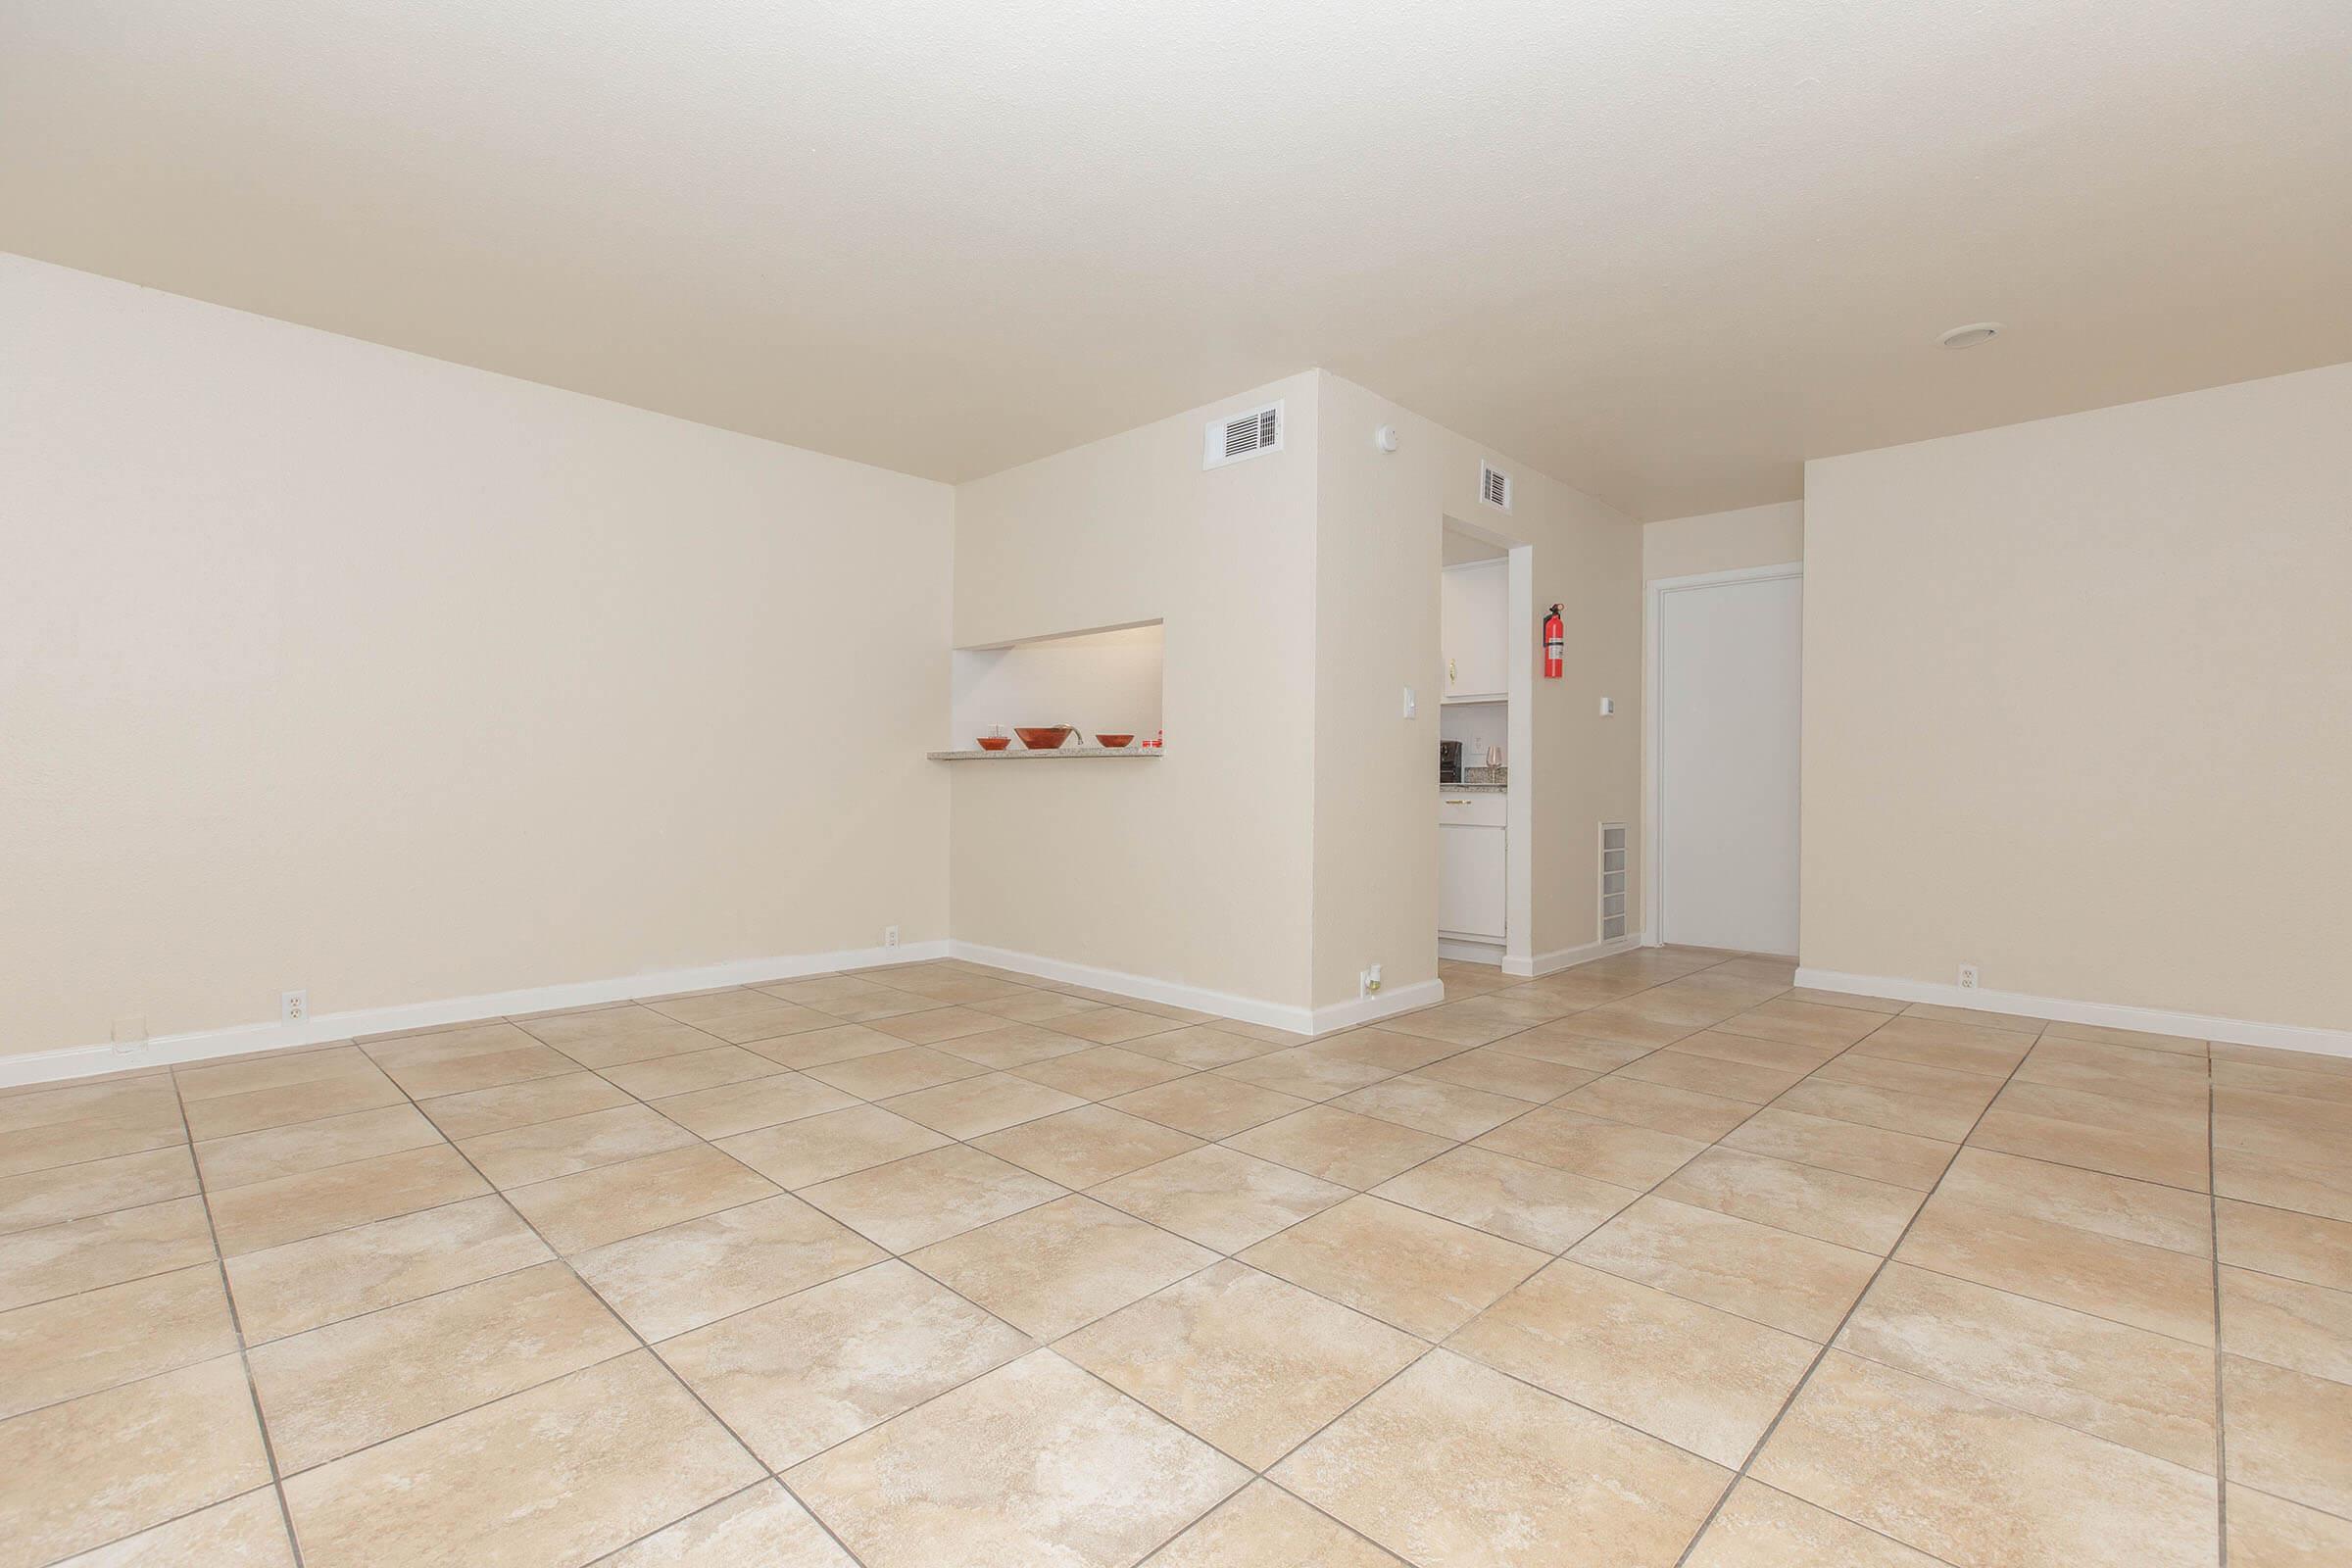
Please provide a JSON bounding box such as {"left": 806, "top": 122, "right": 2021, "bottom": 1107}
{"left": 1655, "top": 569, "right": 1802, "bottom": 955}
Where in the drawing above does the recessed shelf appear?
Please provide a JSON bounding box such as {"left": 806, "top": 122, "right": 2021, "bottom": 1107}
{"left": 927, "top": 746, "right": 1164, "bottom": 761}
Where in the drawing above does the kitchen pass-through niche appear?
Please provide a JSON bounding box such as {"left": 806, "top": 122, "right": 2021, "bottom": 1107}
{"left": 949, "top": 620, "right": 1164, "bottom": 750}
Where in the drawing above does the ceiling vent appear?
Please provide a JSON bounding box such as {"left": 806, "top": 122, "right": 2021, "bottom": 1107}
{"left": 1480, "top": 462, "right": 1513, "bottom": 512}
{"left": 1204, "top": 402, "right": 1283, "bottom": 468}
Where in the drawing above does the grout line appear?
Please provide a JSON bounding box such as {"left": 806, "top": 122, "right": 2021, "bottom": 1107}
{"left": 2210, "top": 1050, "right": 2230, "bottom": 1566}
{"left": 163, "top": 1063, "right": 311, "bottom": 1567}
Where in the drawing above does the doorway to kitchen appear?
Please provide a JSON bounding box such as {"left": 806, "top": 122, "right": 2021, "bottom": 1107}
{"left": 1438, "top": 519, "right": 1534, "bottom": 974}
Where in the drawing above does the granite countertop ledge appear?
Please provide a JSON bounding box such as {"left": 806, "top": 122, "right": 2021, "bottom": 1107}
{"left": 1442, "top": 783, "right": 1507, "bottom": 793}
{"left": 928, "top": 746, "right": 1163, "bottom": 760}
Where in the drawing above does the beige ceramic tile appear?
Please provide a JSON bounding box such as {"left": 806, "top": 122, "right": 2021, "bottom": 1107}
{"left": 1937, "top": 1147, "right": 2213, "bottom": 1255}
{"left": 930, "top": 1020, "right": 1096, "bottom": 1070}
{"left": 0, "top": 1196, "right": 215, "bottom": 1312}
{"left": 1473, "top": 1103, "right": 1710, "bottom": 1189}
{"left": 785, "top": 1348, "right": 1249, "bottom": 1568}
{"left": 1752, "top": 1351, "right": 2217, "bottom": 1568}
{"left": 1092, "top": 1145, "right": 1350, "bottom": 1252}
{"left": 660, "top": 1258, "right": 1028, "bottom": 1470}
{"left": 1852, "top": 1013, "right": 2038, "bottom": 1073}
{"left": 361, "top": 1025, "right": 579, "bottom": 1098}
{"left": 282, "top": 1350, "right": 760, "bottom": 1568}
{"left": 0, "top": 1146, "right": 197, "bottom": 1237}
{"left": 2219, "top": 1199, "right": 2352, "bottom": 1291}
{"left": 1682, "top": 1480, "right": 1947, "bottom": 1568}
{"left": 971, "top": 1103, "right": 1202, "bottom": 1187}
{"left": 1669, "top": 1029, "right": 1840, "bottom": 1075}
{"left": 1554, "top": 1074, "right": 1759, "bottom": 1141}
{"left": 193, "top": 1103, "right": 443, "bottom": 1191}
{"left": 742, "top": 1021, "right": 913, "bottom": 1070}
{"left": 1372, "top": 1145, "right": 1637, "bottom": 1250}
{"left": 1773, "top": 1078, "right": 1981, "bottom": 1144}
{"left": 759, "top": 975, "right": 931, "bottom": 1019}
{"left": 506, "top": 1142, "right": 780, "bottom": 1254}
{"left": 0, "top": 1355, "right": 271, "bottom": 1566}
{"left": 802, "top": 1044, "right": 990, "bottom": 1100}
{"left": 0, "top": 1264, "right": 238, "bottom": 1420}
{"left": 174, "top": 1045, "right": 378, "bottom": 1102}
{"left": 1213, "top": 1046, "right": 1396, "bottom": 1102}
{"left": 1895, "top": 1188, "right": 2218, "bottom": 1345}
{"left": 1223, "top": 1104, "right": 1453, "bottom": 1190}
{"left": 2224, "top": 1353, "right": 2352, "bottom": 1518}
{"left": 662, "top": 999, "right": 837, "bottom": 1046}
{"left": 2041, "top": 1019, "right": 2206, "bottom": 1056}
{"left": 967, "top": 989, "right": 1109, "bottom": 1025}
{"left": 572, "top": 1193, "right": 885, "bottom": 1341}
{"left": 1614, "top": 1048, "right": 1806, "bottom": 1105}
{"left": 224, "top": 1193, "right": 551, "bottom": 1342}
{"left": 2222, "top": 1266, "right": 2352, "bottom": 1383}
{"left": 1241, "top": 1195, "right": 1547, "bottom": 1340}
{"left": 207, "top": 1143, "right": 488, "bottom": 1255}
{"left": 717, "top": 1104, "right": 952, "bottom": 1190}
{"left": 1718, "top": 1107, "right": 1956, "bottom": 1192}
{"left": 1450, "top": 1258, "right": 1818, "bottom": 1466}
{"left": 1838, "top": 1262, "right": 2217, "bottom": 1471}
{"left": 2226, "top": 1483, "right": 2352, "bottom": 1567}
{"left": 247, "top": 1260, "right": 635, "bottom": 1471}
{"left": 1015, "top": 1043, "right": 1196, "bottom": 1099}
{"left": 865, "top": 1005, "right": 1006, "bottom": 1047}
{"left": 1129, "top": 1024, "right": 1288, "bottom": 1070}
{"left": 2213, "top": 1113, "right": 2352, "bottom": 1225}
{"left": 1972, "top": 1088, "right": 2212, "bottom": 1190}
{"left": 1271, "top": 1349, "right": 1728, "bottom": 1568}
{"left": 799, "top": 1144, "right": 1064, "bottom": 1253}
{"left": 602, "top": 1045, "right": 782, "bottom": 1101}
{"left": 1105, "top": 1073, "right": 1312, "bottom": 1140}
{"left": 908, "top": 1194, "right": 1216, "bottom": 1338}
{"left": 1408, "top": 1045, "right": 1592, "bottom": 1102}
{"left": 0, "top": 1082, "right": 184, "bottom": 1180}
{"left": 1329, "top": 1074, "right": 1530, "bottom": 1141}
{"left": 180, "top": 1070, "right": 408, "bottom": 1142}
{"left": 1571, "top": 1195, "right": 1880, "bottom": 1342}
{"left": 599, "top": 1481, "right": 856, "bottom": 1566}
{"left": 458, "top": 1102, "right": 700, "bottom": 1188}
{"left": 1061, "top": 1260, "right": 1424, "bottom": 1469}
{"left": 516, "top": 1007, "right": 722, "bottom": 1068}
{"left": 649, "top": 1070, "right": 859, "bottom": 1140}
{"left": 50, "top": 1487, "right": 294, "bottom": 1567}
{"left": 416, "top": 1070, "right": 631, "bottom": 1140}
{"left": 1657, "top": 1147, "right": 1924, "bottom": 1254}
{"left": 1713, "top": 998, "right": 1889, "bottom": 1052}
{"left": 880, "top": 1071, "right": 1088, "bottom": 1140}
{"left": 1142, "top": 1480, "right": 1403, "bottom": 1566}
{"left": 1050, "top": 1006, "right": 1188, "bottom": 1046}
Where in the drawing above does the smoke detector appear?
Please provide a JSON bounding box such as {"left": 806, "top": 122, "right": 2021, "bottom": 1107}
{"left": 1937, "top": 322, "right": 2004, "bottom": 350}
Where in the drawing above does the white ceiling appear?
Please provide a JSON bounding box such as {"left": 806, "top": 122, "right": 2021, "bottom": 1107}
{"left": 5, "top": 1, "right": 2347, "bottom": 518}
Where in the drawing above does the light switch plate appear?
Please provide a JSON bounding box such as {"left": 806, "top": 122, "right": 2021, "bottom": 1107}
{"left": 1401, "top": 685, "right": 1417, "bottom": 718}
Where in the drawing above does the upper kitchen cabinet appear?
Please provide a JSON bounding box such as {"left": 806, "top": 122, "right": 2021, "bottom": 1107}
{"left": 1441, "top": 559, "right": 1509, "bottom": 702}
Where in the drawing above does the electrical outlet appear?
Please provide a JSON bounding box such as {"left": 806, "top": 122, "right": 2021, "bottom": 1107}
{"left": 883, "top": 925, "right": 900, "bottom": 949}
{"left": 1957, "top": 965, "right": 1980, "bottom": 991}
{"left": 280, "top": 989, "right": 308, "bottom": 1023}
{"left": 1360, "top": 963, "right": 1383, "bottom": 998}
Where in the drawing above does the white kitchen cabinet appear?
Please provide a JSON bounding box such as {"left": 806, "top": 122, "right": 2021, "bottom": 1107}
{"left": 1439, "top": 793, "right": 1506, "bottom": 941}
{"left": 1442, "top": 560, "right": 1509, "bottom": 701}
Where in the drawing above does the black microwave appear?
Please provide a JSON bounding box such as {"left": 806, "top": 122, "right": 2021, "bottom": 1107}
{"left": 1439, "top": 740, "right": 1463, "bottom": 783}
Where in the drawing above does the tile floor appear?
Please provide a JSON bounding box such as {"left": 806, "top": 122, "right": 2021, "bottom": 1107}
{"left": 2, "top": 950, "right": 2347, "bottom": 1566}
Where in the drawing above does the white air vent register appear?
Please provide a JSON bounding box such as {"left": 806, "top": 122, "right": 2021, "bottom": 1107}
{"left": 1480, "top": 462, "right": 1513, "bottom": 512}
{"left": 1204, "top": 402, "right": 1283, "bottom": 468}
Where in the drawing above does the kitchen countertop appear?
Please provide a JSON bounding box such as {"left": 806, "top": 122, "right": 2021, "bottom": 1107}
{"left": 1441, "top": 782, "right": 1507, "bottom": 793}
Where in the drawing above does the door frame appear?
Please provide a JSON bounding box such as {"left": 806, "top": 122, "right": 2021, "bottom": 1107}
{"left": 1642, "top": 561, "right": 1804, "bottom": 953}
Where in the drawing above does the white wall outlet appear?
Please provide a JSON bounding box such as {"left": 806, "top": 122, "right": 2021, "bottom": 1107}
{"left": 1400, "top": 685, "right": 1417, "bottom": 719}
{"left": 1957, "top": 964, "right": 1980, "bottom": 991}
{"left": 1599, "top": 697, "right": 1616, "bottom": 716}
{"left": 883, "top": 925, "right": 900, "bottom": 949}
{"left": 1360, "top": 963, "right": 1383, "bottom": 998}
{"left": 280, "top": 989, "right": 308, "bottom": 1022}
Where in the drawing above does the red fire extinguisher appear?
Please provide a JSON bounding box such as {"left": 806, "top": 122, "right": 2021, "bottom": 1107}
{"left": 1543, "top": 604, "right": 1565, "bottom": 678}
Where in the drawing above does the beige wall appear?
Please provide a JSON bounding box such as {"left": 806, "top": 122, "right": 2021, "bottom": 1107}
{"left": 1643, "top": 501, "right": 1804, "bottom": 580}
{"left": 1, "top": 256, "right": 954, "bottom": 1058}
{"left": 948, "top": 374, "right": 1323, "bottom": 1011}
{"left": 1312, "top": 373, "right": 1643, "bottom": 1004}
{"left": 1802, "top": 362, "right": 2352, "bottom": 1031}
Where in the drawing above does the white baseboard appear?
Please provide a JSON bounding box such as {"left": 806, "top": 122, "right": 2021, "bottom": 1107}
{"left": 1502, "top": 931, "right": 1648, "bottom": 980}
{"left": 1306, "top": 979, "right": 1447, "bottom": 1035}
{"left": 1438, "top": 938, "right": 1505, "bottom": 964}
{"left": 1793, "top": 966, "right": 2352, "bottom": 1061}
{"left": 947, "top": 941, "right": 1446, "bottom": 1038}
{"left": 0, "top": 940, "right": 951, "bottom": 1090}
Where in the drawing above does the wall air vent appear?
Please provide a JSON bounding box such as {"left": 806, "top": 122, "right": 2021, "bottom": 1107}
{"left": 1480, "top": 462, "right": 1513, "bottom": 512}
{"left": 1204, "top": 402, "right": 1284, "bottom": 468}
{"left": 1599, "top": 822, "right": 1629, "bottom": 941}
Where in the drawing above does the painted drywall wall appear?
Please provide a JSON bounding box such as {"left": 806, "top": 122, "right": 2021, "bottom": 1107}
{"left": 949, "top": 373, "right": 1323, "bottom": 1009}
{"left": 1312, "top": 372, "right": 1643, "bottom": 1005}
{"left": 0, "top": 256, "right": 953, "bottom": 1058}
{"left": 1643, "top": 501, "right": 1804, "bottom": 580}
{"left": 1802, "top": 362, "right": 2352, "bottom": 1031}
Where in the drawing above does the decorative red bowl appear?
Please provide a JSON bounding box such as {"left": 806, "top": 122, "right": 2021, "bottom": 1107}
{"left": 976, "top": 736, "right": 1011, "bottom": 751}
{"left": 1014, "top": 726, "right": 1075, "bottom": 750}
{"left": 1095, "top": 733, "right": 1135, "bottom": 749}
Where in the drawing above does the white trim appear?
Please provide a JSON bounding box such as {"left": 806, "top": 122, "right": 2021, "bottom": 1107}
{"left": 1643, "top": 561, "right": 1803, "bottom": 952}
{"left": 0, "top": 941, "right": 950, "bottom": 1089}
{"left": 1501, "top": 930, "right": 1649, "bottom": 979}
{"left": 1794, "top": 967, "right": 2352, "bottom": 1061}
{"left": 1438, "top": 938, "right": 1506, "bottom": 964}
{"left": 949, "top": 940, "right": 1442, "bottom": 1038}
